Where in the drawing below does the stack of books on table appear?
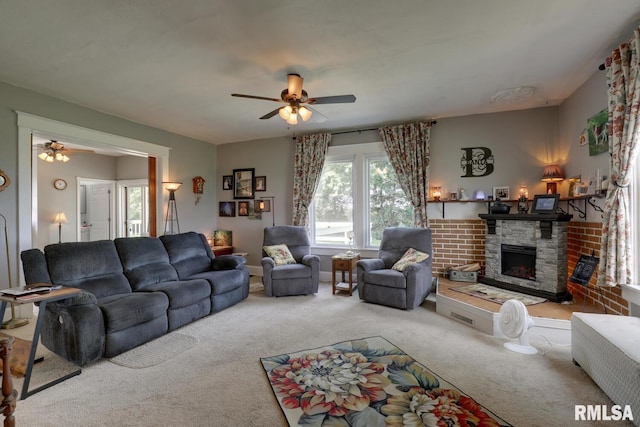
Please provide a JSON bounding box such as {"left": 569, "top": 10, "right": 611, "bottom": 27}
{"left": 1, "top": 285, "right": 61, "bottom": 300}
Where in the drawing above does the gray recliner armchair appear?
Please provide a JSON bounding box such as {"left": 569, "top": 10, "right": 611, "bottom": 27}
{"left": 262, "top": 226, "right": 320, "bottom": 297}
{"left": 357, "top": 227, "right": 433, "bottom": 310}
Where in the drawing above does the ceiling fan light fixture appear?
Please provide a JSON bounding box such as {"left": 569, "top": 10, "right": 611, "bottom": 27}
{"left": 279, "top": 105, "right": 292, "bottom": 120}
{"left": 38, "top": 152, "right": 49, "bottom": 161}
{"left": 45, "top": 154, "right": 54, "bottom": 162}
{"left": 286, "top": 112, "right": 298, "bottom": 125}
{"left": 61, "top": 154, "right": 70, "bottom": 162}
{"left": 298, "top": 106, "right": 312, "bottom": 122}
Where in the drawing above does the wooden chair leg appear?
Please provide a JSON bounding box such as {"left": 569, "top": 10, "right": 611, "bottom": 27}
{"left": 0, "top": 336, "right": 16, "bottom": 427}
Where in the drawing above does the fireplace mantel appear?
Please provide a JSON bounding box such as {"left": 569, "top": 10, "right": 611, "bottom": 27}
{"left": 479, "top": 213, "right": 572, "bottom": 239}
{"left": 479, "top": 213, "right": 572, "bottom": 221}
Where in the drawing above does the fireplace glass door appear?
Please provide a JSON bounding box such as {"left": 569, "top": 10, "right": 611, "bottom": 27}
{"left": 501, "top": 244, "right": 536, "bottom": 281}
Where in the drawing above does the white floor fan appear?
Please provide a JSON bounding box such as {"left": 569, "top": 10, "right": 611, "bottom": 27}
{"left": 498, "top": 299, "right": 537, "bottom": 355}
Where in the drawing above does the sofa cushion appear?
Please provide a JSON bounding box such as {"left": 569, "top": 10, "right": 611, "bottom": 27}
{"left": 271, "top": 263, "right": 312, "bottom": 280}
{"left": 141, "top": 279, "right": 211, "bottom": 309}
{"left": 364, "top": 269, "right": 407, "bottom": 289}
{"left": 20, "top": 248, "right": 53, "bottom": 285}
{"left": 189, "top": 269, "right": 246, "bottom": 295}
{"left": 263, "top": 244, "right": 297, "bottom": 266}
{"left": 99, "top": 292, "right": 169, "bottom": 333}
{"left": 115, "top": 237, "right": 179, "bottom": 290}
{"left": 160, "top": 232, "right": 213, "bottom": 278}
{"left": 45, "top": 240, "right": 132, "bottom": 299}
{"left": 392, "top": 248, "right": 430, "bottom": 271}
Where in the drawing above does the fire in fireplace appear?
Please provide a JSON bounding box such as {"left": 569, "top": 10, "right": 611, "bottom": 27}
{"left": 501, "top": 244, "right": 536, "bottom": 281}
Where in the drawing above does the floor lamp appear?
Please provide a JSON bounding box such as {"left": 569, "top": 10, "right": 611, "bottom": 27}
{"left": 163, "top": 182, "right": 182, "bottom": 235}
{"left": 0, "top": 213, "right": 29, "bottom": 329}
{"left": 259, "top": 196, "right": 275, "bottom": 227}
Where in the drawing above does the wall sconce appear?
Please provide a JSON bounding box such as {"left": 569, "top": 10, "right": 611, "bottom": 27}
{"left": 431, "top": 186, "right": 442, "bottom": 201}
{"left": 259, "top": 196, "right": 275, "bottom": 227}
{"left": 163, "top": 182, "right": 182, "bottom": 235}
{"left": 53, "top": 211, "right": 67, "bottom": 244}
{"left": 541, "top": 165, "right": 564, "bottom": 194}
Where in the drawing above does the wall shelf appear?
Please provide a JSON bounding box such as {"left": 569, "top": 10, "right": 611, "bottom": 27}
{"left": 428, "top": 194, "right": 604, "bottom": 220}
{"left": 428, "top": 199, "right": 514, "bottom": 218}
{"left": 561, "top": 194, "right": 604, "bottom": 220}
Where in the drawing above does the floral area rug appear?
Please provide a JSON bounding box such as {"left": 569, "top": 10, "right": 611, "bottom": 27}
{"left": 452, "top": 283, "right": 547, "bottom": 306}
{"left": 260, "top": 336, "right": 511, "bottom": 426}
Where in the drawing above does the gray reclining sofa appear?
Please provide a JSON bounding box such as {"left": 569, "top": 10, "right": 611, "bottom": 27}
{"left": 20, "top": 232, "right": 249, "bottom": 366}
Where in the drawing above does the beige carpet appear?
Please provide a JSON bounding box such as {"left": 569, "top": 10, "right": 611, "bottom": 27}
{"left": 110, "top": 333, "right": 199, "bottom": 368}
{"left": 13, "top": 282, "right": 627, "bottom": 426}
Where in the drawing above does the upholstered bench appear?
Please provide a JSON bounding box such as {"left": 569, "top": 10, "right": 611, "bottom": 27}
{"left": 571, "top": 312, "right": 640, "bottom": 420}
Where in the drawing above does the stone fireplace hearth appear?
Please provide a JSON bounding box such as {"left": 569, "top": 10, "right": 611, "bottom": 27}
{"left": 479, "top": 213, "right": 572, "bottom": 302}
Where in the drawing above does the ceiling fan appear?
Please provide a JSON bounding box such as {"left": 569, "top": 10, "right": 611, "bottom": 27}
{"left": 35, "top": 140, "right": 94, "bottom": 162}
{"left": 231, "top": 73, "right": 356, "bottom": 125}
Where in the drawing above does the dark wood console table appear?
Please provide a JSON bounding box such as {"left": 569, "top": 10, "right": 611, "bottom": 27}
{"left": 0, "top": 287, "right": 81, "bottom": 400}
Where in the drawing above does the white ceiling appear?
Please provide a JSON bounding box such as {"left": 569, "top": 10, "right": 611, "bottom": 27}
{"left": 2, "top": 1, "right": 640, "bottom": 145}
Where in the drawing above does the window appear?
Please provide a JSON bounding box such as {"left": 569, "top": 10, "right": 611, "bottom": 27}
{"left": 311, "top": 142, "right": 413, "bottom": 249}
{"left": 367, "top": 157, "right": 413, "bottom": 246}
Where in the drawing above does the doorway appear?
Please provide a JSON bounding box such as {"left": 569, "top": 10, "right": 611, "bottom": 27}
{"left": 17, "top": 112, "right": 170, "bottom": 252}
{"left": 117, "top": 179, "right": 150, "bottom": 237}
{"left": 78, "top": 178, "right": 116, "bottom": 241}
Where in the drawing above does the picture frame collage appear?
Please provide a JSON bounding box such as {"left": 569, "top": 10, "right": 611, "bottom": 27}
{"left": 219, "top": 168, "right": 267, "bottom": 218}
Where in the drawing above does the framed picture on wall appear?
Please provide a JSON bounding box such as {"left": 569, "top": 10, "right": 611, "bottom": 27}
{"left": 238, "top": 201, "right": 249, "bottom": 216}
{"left": 255, "top": 176, "right": 266, "bottom": 191}
{"left": 219, "top": 201, "right": 235, "bottom": 217}
{"left": 222, "top": 175, "right": 233, "bottom": 190}
{"left": 233, "top": 168, "right": 255, "bottom": 199}
{"left": 492, "top": 186, "right": 510, "bottom": 200}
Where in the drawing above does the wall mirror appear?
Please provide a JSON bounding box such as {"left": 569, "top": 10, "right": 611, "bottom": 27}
{"left": 0, "top": 169, "right": 9, "bottom": 192}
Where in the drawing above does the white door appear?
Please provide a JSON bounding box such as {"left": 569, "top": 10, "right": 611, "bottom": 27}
{"left": 87, "top": 182, "right": 113, "bottom": 241}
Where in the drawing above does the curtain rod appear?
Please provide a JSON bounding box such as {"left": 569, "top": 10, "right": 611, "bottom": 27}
{"left": 292, "top": 121, "right": 438, "bottom": 139}
{"left": 331, "top": 120, "right": 438, "bottom": 136}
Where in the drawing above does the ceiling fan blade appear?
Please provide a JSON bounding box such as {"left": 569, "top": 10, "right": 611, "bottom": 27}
{"left": 307, "top": 107, "right": 328, "bottom": 123}
{"left": 306, "top": 94, "right": 356, "bottom": 105}
{"left": 287, "top": 74, "right": 303, "bottom": 99}
{"left": 232, "top": 93, "right": 283, "bottom": 103}
{"left": 259, "top": 107, "right": 282, "bottom": 120}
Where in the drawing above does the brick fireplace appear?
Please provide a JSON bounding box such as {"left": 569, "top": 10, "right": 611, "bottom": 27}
{"left": 479, "top": 213, "right": 572, "bottom": 302}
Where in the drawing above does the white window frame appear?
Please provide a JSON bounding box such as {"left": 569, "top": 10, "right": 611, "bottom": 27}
{"left": 310, "top": 141, "right": 396, "bottom": 258}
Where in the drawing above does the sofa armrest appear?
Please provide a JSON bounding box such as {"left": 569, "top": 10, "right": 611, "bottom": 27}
{"left": 356, "top": 258, "right": 385, "bottom": 301}
{"left": 301, "top": 254, "right": 320, "bottom": 269}
{"left": 356, "top": 258, "right": 385, "bottom": 272}
{"left": 211, "top": 255, "right": 245, "bottom": 271}
{"left": 40, "top": 293, "right": 105, "bottom": 366}
{"left": 261, "top": 257, "right": 275, "bottom": 297}
{"left": 47, "top": 290, "right": 98, "bottom": 307}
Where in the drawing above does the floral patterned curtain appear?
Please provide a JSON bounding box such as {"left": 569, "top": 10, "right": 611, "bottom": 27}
{"left": 598, "top": 26, "right": 640, "bottom": 287}
{"left": 378, "top": 121, "right": 432, "bottom": 228}
{"left": 292, "top": 133, "right": 331, "bottom": 227}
